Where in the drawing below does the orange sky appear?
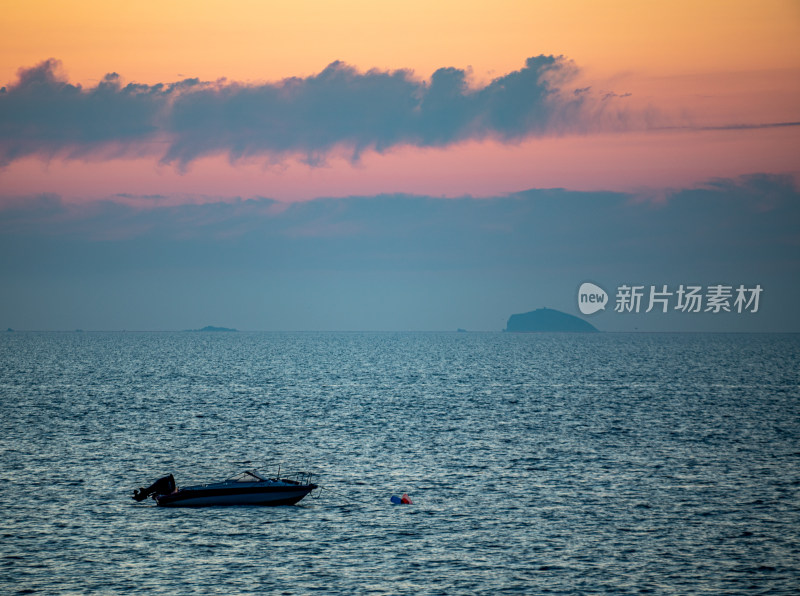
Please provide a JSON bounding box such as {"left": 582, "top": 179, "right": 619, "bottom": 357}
{"left": 3, "top": 0, "right": 798, "bottom": 85}
{"left": 1, "top": 0, "right": 799, "bottom": 202}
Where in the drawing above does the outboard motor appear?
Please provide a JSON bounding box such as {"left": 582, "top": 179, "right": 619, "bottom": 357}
{"left": 133, "top": 474, "right": 176, "bottom": 501}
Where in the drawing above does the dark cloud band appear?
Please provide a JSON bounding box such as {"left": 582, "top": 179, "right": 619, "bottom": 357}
{"left": 0, "top": 56, "right": 618, "bottom": 167}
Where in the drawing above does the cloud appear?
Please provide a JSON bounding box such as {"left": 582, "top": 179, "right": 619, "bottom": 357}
{"left": 0, "top": 59, "right": 170, "bottom": 165}
{"left": 655, "top": 122, "right": 800, "bottom": 132}
{"left": 0, "top": 56, "right": 631, "bottom": 168}
{"left": 2, "top": 174, "right": 798, "bottom": 331}
{"left": 3, "top": 174, "right": 797, "bottom": 259}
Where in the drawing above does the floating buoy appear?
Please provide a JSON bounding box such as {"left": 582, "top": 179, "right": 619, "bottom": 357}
{"left": 390, "top": 495, "right": 402, "bottom": 505}
{"left": 401, "top": 493, "right": 412, "bottom": 504}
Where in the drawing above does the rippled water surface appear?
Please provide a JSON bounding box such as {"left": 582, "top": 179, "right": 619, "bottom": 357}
{"left": 1, "top": 332, "right": 799, "bottom": 594}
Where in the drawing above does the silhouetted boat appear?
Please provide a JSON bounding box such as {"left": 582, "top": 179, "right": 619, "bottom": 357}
{"left": 133, "top": 469, "right": 317, "bottom": 507}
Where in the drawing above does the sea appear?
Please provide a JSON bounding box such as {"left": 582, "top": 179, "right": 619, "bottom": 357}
{"left": 1, "top": 331, "right": 798, "bottom": 595}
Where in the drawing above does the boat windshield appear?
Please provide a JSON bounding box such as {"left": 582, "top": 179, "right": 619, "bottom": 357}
{"left": 226, "top": 470, "right": 268, "bottom": 483}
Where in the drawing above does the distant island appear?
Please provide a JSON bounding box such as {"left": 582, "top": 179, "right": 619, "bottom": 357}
{"left": 186, "top": 326, "right": 238, "bottom": 332}
{"left": 505, "top": 308, "right": 598, "bottom": 332}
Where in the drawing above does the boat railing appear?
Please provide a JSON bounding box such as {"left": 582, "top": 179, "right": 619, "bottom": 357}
{"left": 273, "top": 470, "right": 314, "bottom": 486}
{"left": 223, "top": 464, "right": 315, "bottom": 487}
{"left": 261, "top": 463, "right": 313, "bottom": 486}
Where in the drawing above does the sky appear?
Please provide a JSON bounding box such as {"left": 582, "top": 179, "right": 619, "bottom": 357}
{"left": 1, "top": 0, "right": 799, "bottom": 331}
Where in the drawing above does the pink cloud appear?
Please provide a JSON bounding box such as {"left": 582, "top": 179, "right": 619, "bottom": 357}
{"left": 1, "top": 126, "right": 797, "bottom": 206}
